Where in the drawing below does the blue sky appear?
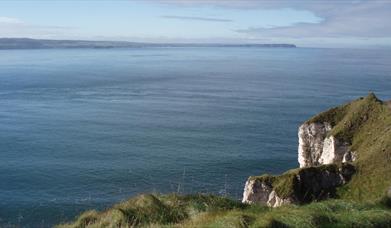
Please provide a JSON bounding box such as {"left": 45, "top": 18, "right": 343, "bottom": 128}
{"left": 1, "top": 0, "right": 391, "bottom": 47}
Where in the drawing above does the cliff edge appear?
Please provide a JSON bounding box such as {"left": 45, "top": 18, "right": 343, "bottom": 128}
{"left": 243, "top": 93, "right": 391, "bottom": 206}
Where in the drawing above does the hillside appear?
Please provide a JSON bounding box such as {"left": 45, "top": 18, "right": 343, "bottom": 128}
{"left": 57, "top": 194, "right": 391, "bottom": 228}
{"left": 309, "top": 93, "right": 391, "bottom": 201}
{"left": 58, "top": 94, "right": 391, "bottom": 227}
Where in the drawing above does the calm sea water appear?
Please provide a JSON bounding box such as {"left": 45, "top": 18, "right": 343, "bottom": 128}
{"left": 0, "top": 47, "right": 390, "bottom": 226}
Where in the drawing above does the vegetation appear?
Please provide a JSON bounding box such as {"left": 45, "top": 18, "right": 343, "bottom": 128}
{"left": 58, "top": 193, "right": 391, "bottom": 227}
{"left": 59, "top": 93, "right": 391, "bottom": 227}
{"left": 308, "top": 93, "right": 391, "bottom": 201}
{"left": 56, "top": 194, "right": 245, "bottom": 228}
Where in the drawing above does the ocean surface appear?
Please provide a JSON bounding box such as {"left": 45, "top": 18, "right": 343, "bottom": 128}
{"left": 0, "top": 47, "right": 390, "bottom": 226}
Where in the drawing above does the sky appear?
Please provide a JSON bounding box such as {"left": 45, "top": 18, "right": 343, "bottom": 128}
{"left": 0, "top": 0, "right": 391, "bottom": 48}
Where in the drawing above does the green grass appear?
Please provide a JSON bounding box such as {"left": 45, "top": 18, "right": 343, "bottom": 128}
{"left": 58, "top": 194, "right": 391, "bottom": 227}
{"left": 247, "top": 199, "right": 391, "bottom": 228}
{"left": 57, "top": 194, "right": 245, "bottom": 228}
{"left": 307, "top": 93, "right": 391, "bottom": 201}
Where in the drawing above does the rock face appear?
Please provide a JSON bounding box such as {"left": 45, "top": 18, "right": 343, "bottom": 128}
{"left": 242, "top": 164, "right": 355, "bottom": 207}
{"left": 242, "top": 179, "right": 273, "bottom": 204}
{"left": 242, "top": 178, "right": 293, "bottom": 207}
{"left": 242, "top": 120, "right": 357, "bottom": 207}
{"left": 242, "top": 121, "right": 357, "bottom": 206}
{"left": 298, "top": 122, "right": 354, "bottom": 167}
{"left": 266, "top": 190, "right": 293, "bottom": 207}
{"left": 298, "top": 122, "right": 331, "bottom": 167}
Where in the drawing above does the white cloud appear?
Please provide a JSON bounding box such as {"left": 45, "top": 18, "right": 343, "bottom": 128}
{"left": 0, "top": 16, "right": 74, "bottom": 39}
{"left": 235, "top": 1, "right": 391, "bottom": 38}
{"left": 0, "top": 16, "right": 24, "bottom": 25}
{"left": 161, "top": 15, "right": 232, "bottom": 22}
{"left": 157, "top": 0, "right": 391, "bottom": 40}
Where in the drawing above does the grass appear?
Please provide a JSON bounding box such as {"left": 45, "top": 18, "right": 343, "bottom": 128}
{"left": 306, "top": 93, "right": 391, "bottom": 201}
{"left": 58, "top": 194, "right": 391, "bottom": 227}
{"left": 247, "top": 199, "right": 391, "bottom": 228}
{"left": 57, "top": 194, "right": 246, "bottom": 228}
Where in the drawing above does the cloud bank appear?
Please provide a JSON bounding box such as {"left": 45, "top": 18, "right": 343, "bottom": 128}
{"left": 0, "top": 16, "right": 23, "bottom": 24}
{"left": 159, "top": 0, "right": 391, "bottom": 41}
{"left": 236, "top": 1, "right": 391, "bottom": 38}
{"left": 0, "top": 16, "right": 73, "bottom": 38}
{"left": 161, "top": 15, "right": 232, "bottom": 22}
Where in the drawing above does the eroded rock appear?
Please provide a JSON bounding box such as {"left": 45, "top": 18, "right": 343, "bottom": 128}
{"left": 267, "top": 190, "right": 294, "bottom": 207}
{"left": 298, "top": 122, "right": 331, "bottom": 167}
{"left": 242, "top": 179, "right": 273, "bottom": 204}
{"left": 298, "top": 122, "right": 354, "bottom": 167}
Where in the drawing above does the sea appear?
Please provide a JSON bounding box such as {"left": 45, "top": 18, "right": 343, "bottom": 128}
{"left": 0, "top": 47, "right": 390, "bottom": 226}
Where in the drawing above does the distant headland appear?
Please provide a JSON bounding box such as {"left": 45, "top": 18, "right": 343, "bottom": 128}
{"left": 0, "top": 38, "right": 296, "bottom": 50}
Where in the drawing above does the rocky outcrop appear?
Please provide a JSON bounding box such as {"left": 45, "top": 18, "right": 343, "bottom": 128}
{"left": 242, "top": 179, "right": 273, "bottom": 204}
{"left": 320, "top": 136, "right": 355, "bottom": 164}
{"left": 243, "top": 93, "right": 391, "bottom": 206}
{"left": 298, "top": 122, "right": 331, "bottom": 167}
{"left": 298, "top": 122, "right": 354, "bottom": 167}
{"left": 242, "top": 164, "right": 355, "bottom": 207}
{"left": 242, "top": 120, "right": 357, "bottom": 206}
{"left": 242, "top": 178, "right": 293, "bottom": 207}
{"left": 242, "top": 120, "right": 357, "bottom": 207}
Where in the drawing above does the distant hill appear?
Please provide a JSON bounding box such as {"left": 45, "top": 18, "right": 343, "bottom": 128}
{"left": 0, "top": 38, "right": 296, "bottom": 49}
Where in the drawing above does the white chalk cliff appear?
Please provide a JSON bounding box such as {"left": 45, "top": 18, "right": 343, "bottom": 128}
{"left": 242, "top": 179, "right": 293, "bottom": 207}
{"left": 298, "top": 122, "right": 355, "bottom": 168}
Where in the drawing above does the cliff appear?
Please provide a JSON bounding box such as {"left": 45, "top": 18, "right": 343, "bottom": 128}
{"left": 298, "top": 122, "right": 354, "bottom": 167}
{"left": 243, "top": 93, "right": 391, "bottom": 206}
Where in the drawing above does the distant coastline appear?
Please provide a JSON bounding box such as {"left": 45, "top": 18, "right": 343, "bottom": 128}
{"left": 0, "top": 38, "right": 296, "bottom": 50}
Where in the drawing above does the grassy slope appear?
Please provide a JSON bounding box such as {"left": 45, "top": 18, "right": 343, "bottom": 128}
{"left": 59, "top": 94, "right": 391, "bottom": 227}
{"left": 308, "top": 93, "right": 391, "bottom": 201}
{"left": 57, "top": 193, "right": 391, "bottom": 228}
